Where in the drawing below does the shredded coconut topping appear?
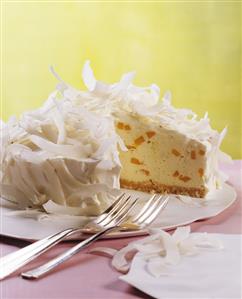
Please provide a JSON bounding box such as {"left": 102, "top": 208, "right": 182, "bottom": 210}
{"left": 0, "top": 92, "right": 121, "bottom": 215}
{"left": 55, "top": 61, "right": 227, "bottom": 145}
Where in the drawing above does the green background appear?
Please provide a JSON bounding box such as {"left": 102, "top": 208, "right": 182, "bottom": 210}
{"left": 1, "top": 1, "right": 241, "bottom": 158}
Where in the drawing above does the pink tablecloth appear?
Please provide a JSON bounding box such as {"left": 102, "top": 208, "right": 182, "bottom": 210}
{"left": 1, "top": 161, "right": 241, "bottom": 299}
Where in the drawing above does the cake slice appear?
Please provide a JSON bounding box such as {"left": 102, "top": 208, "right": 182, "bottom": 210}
{"left": 79, "top": 61, "right": 228, "bottom": 199}
{"left": 115, "top": 113, "right": 208, "bottom": 197}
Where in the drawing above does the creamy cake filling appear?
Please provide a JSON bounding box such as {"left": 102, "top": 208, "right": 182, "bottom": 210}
{"left": 115, "top": 113, "right": 207, "bottom": 197}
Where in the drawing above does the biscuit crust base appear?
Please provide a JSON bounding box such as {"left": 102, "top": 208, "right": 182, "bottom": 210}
{"left": 120, "top": 179, "right": 207, "bottom": 198}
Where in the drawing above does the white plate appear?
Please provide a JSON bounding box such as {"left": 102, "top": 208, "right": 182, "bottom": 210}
{"left": 0, "top": 183, "right": 236, "bottom": 241}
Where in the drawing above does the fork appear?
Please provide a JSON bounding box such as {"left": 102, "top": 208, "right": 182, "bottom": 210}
{"left": 21, "top": 194, "right": 169, "bottom": 279}
{"left": 0, "top": 192, "right": 131, "bottom": 280}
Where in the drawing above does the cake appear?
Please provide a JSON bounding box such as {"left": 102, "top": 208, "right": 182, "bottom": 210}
{"left": 0, "top": 61, "right": 230, "bottom": 216}
{"left": 116, "top": 113, "right": 208, "bottom": 198}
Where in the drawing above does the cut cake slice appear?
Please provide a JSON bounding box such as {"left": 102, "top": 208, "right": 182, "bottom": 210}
{"left": 115, "top": 113, "right": 211, "bottom": 198}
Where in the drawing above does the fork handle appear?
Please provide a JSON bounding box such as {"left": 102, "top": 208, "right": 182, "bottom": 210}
{"left": 0, "top": 227, "right": 81, "bottom": 281}
{"left": 21, "top": 226, "right": 118, "bottom": 279}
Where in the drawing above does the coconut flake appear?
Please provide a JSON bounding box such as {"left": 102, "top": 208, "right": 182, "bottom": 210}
{"left": 117, "top": 71, "right": 136, "bottom": 90}
{"left": 112, "top": 244, "right": 138, "bottom": 273}
{"left": 82, "top": 60, "right": 96, "bottom": 92}
{"left": 89, "top": 226, "right": 223, "bottom": 276}
{"left": 88, "top": 247, "right": 117, "bottom": 258}
{"left": 172, "top": 226, "right": 191, "bottom": 243}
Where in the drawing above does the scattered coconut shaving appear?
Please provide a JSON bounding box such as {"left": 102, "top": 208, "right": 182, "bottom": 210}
{"left": 89, "top": 226, "right": 223, "bottom": 277}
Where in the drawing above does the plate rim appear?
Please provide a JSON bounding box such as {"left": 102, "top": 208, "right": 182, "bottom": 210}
{"left": 0, "top": 182, "right": 237, "bottom": 242}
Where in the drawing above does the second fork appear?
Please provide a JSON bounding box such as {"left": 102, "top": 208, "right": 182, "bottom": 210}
{"left": 22, "top": 194, "right": 169, "bottom": 279}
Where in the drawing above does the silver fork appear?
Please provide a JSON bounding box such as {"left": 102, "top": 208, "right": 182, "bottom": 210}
{"left": 0, "top": 192, "right": 133, "bottom": 280}
{"left": 21, "top": 194, "right": 169, "bottom": 279}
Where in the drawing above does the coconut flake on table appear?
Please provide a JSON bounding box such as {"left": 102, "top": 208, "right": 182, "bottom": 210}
{"left": 89, "top": 226, "right": 224, "bottom": 277}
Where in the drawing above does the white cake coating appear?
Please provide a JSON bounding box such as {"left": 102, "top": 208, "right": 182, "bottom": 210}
{"left": 0, "top": 93, "right": 123, "bottom": 215}
{"left": 0, "top": 61, "right": 231, "bottom": 215}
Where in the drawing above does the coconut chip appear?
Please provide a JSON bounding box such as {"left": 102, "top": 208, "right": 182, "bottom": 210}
{"left": 89, "top": 226, "right": 223, "bottom": 277}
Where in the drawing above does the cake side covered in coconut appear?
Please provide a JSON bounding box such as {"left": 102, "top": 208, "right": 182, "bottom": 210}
{"left": 0, "top": 95, "right": 124, "bottom": 216}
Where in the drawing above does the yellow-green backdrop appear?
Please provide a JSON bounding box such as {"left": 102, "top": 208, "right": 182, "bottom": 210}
{"left": 1, "top": 1, "right": 241, "bottom": 158}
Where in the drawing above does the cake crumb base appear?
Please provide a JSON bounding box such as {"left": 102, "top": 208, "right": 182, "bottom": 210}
{"left": 120, "top": 179, "right": 206, "bottom": 198}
